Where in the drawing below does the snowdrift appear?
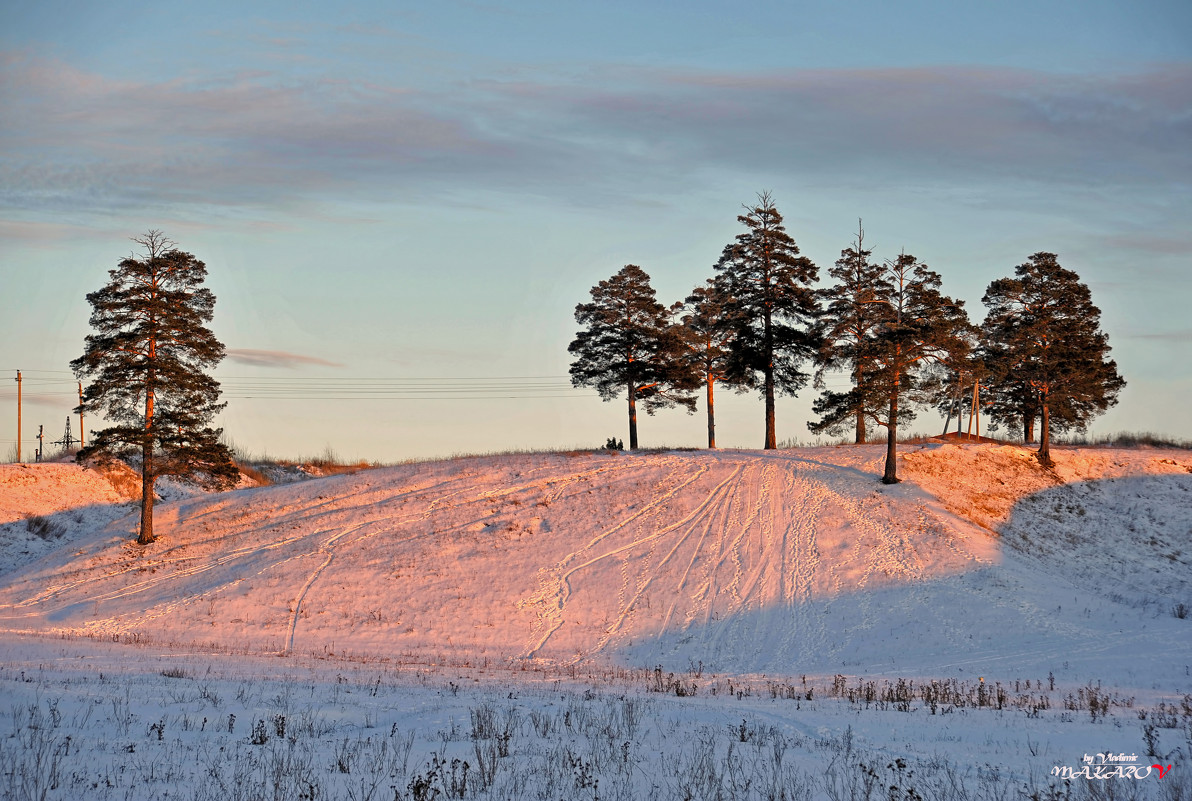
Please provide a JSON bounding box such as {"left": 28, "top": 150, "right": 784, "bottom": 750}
{"left": 0, "top": 445, "right": 1188, "bottom": 687}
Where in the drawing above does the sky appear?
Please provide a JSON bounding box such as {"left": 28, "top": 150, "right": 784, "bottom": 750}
{"left": 1, "top": 0, "right": 1189, "bottom": 462}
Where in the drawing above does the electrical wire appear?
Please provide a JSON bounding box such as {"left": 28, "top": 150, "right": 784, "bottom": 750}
{"left": 2, "top": 370, "right": 861, "bottom": 403}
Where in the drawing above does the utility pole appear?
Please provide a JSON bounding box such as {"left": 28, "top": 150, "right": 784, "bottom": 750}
{"left": 975, "top": 382, "right": 981, "bottom": 439}
{"left": 78, "top": 382, "right": 85, "bottom": 449}
{"left": 963, "top": 381, "right": 984, "bottom": 439}
{"left": 36, "top": 424, "right": 44, "bottom": 462}
{"left": 15, "top": 370, "right": 20, "bottom": 463}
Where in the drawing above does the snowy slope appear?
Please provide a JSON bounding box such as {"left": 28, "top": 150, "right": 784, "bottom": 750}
{"left": 0, "top": 462, "right": 136, "bottom": 525}
{"left": 0, "top": 445, "right": 1189, "bottom": 692}
{"left": 0, "top": 461, "right": 141, "bottom": 576}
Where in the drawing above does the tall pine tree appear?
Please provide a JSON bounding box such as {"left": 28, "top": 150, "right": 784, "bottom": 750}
{"left": 569, "top": 265, "right": 697, "bottom": 449}
{"left": 677, "top": 278, "right": 740, "bottom": 449}
{"left": 714, "top": 193, "right": 820, "bottom": 449}
{"left": 809, "top": 220, "right": 890, "bottom": 443}
{"left": 72, "top": 231, "right": 238, "bottom": 544}
{"left": 867, "top": 253, "right": 971, "bottom": 483}
{"left": 980, "top": 252, "right": 1124, "bottom": 466}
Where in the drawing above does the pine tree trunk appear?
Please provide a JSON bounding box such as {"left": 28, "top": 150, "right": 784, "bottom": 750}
{"left": 139, "top": 459, "right": 155, "bottom": 545}
{"left": 627, "top": 381, "right": 639, "bottom": 450}
{"left": 882, "top": 394, "right": 901, "bottom": 484}
{"left": 140, "top": 355, "right": 156, "bottom": 545}
{"left": 763, "top": 306, "right": 776, "bottom": 449}
{"left": 764, "top": 373, "right": 776, "bottom": 449}
{"left": 706, "top": 372, "right": 716, "bottom": 449}
{"left": 854, "top": 363, "right": 866, "bottom": 444}
{"left": 1037, "top": 393, "right": 1052, "bottom": 467}
{"left": 1024, "top": 409, "right": 1035, "bottom": 444}
{"left": 139, "top": 436, "right": 155, "bottom": 544}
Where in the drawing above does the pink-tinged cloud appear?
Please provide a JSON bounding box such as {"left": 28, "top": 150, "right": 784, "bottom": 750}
{"left": 493, "top": 63, "right": 1192, "bottom": 188}
{"left": 0, "top": 52, "right": 510, "bottom": 211}
{"left": 1, "top": 52, "right": 1188, "bottom": 215}
{"left": 225, "top": 349, "right": 343, "bottom": 368}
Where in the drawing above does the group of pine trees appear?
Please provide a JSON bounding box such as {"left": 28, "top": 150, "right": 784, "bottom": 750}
{"left": 568, "top": 194, "right": 1124, "bottom": 482}
{"left": 69, "top": 214, "right": 1125, "bottom": 548}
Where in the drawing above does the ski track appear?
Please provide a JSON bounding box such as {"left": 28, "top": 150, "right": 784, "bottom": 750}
{"left": 649, "top": 463, "right": 744, "bottom": 639}
{"left": 284, "top": 521, "right": 371, "bottom": 655}
{"left": 522, "top": 460, "right": 726, "bottom": 658}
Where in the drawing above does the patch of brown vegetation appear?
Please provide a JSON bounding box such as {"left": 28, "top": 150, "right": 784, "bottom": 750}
{"left": 91, "top": 460, "right": 142, "bottom": 501}
{"left": 902, "top": 443, "right": 1192, "bottom": 532}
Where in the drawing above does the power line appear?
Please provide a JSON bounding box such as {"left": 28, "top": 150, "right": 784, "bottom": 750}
{"left": 1, "top": 372, "right": 602, "bottom": 402}
{"left": 3, "top": 370, "right": 860, "bottom": 403}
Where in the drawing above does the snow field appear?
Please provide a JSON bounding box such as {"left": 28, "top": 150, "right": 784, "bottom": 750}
{"left": 1, "top": 636, "right": 1189, "bottom": 800}
{"left": 1, "top": 443, "right": 1190, "bottom": 798}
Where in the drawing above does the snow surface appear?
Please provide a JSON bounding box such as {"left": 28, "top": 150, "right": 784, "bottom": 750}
{"left": 0, "top": 444, "right": 1189, "bottom": 798}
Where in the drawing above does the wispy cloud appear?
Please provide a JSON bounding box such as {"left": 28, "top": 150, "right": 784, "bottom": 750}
{"left": 0, "top": 52, "right": 503, "bottom": 213}
{"left": 491, "top": 63, "right": 1192, "bottom": 190}
{"left": 225, "top": 349, "right": 343, "bottom": 368}
{"left": 1129, "top": 330, "right": 1192, "bottom": 342}
{"left": 1099, "top": 233, "right": 1192, "bottom": 255}
{"left": 2, "top": 52, "right": 1188, "bottom": 217}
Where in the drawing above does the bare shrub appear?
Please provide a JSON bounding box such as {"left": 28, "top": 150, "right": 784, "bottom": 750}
{"left": 24, "top": 515, "right": 64, "bottom": 541}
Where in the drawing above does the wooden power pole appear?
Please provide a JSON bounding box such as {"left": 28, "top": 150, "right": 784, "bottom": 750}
{"left": 15, "top": 370, "right": 20, "bottom": 463}
{"left": 966, "top": 381, "right": 977, "bottom": 438}
{"left": 78, "top": 382, "right": 85, "bottom": 449}
{"left": 975, "top": 382, "right": 981, "bottom": 439}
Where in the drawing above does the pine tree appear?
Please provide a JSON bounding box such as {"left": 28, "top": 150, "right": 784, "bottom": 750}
{"left": 72, "top": 231, "right": 238, "bottom": 544}
{"left": 809, "top": 220, "right": 890, "bottom": 443}
{"left": 569, "top": 265, "right": 697, "bottom": 449}
{"left": 980, "top": 252, "right": 1124, "bottom": 466}
{"left": 677, "top": 278, "right": 740, "bottom": 449}
{"left": 977, "top": 330, "right": 1040, "bottom": 442}
{"left": 714, "top": 193, "right": 820, "bottom": 449}
{"left": 868, "top": 253, "right": 971, "bottom": 483}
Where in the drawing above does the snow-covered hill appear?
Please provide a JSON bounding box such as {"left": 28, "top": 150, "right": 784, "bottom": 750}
{"left": 0, "top": 444, "right": 1189, "bottom": 689}
{"left": 3, "top": 445, "right": 1191, "bottom": 799}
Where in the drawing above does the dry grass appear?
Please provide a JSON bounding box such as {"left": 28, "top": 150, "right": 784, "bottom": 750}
{"left": 1057, "top": 430, "right": 1192, "bottom": 449}
{"left": 90, "top": 459, "right": 142, "bottom": 500}
{"left": 234, "top": 461, "right": 273, "bottom": 487}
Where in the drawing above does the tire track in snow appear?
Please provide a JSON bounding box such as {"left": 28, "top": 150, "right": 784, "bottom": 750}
{"left": 699, "top": 459, "right": 773, "bottom": 663}
{"left": 746, "top": 461, "right": 791, "bottom": 663}
{"left": 654, "top": 463, "right": 746, "bottom": 637}
{"left": 283, "top": 521, "right": 371, "bottom": 655}
{"left": 590, "top": 462, "right": 743, "bottom": 655}
{"left": 771, "top": 460, "right": 828, "bottom": 664}
{"left": 726, "top": 461, "right": 779, "bottom": 613}
{"left": 10, "top": 475, "right": 447, "bottom": 624}
{"left": 537, "top": 457, "right": 681, "bottom": 507}
{"left": 689, "top": 460, "right": 756, "bottom": 631}
{"left": 521, "top": 459, "right": 724, "bottom": 659}
{"left": 9, "top": 527, "right": 317, "bottom": 610}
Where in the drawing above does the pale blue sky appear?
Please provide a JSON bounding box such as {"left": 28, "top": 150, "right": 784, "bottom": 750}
{"left": 2, "top": 1, "right": 1189, "bottom": 460}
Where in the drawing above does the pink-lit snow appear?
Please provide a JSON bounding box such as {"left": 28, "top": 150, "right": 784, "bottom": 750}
{"left": 1, "top": 444, "right": 1188, "bottom": 798}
